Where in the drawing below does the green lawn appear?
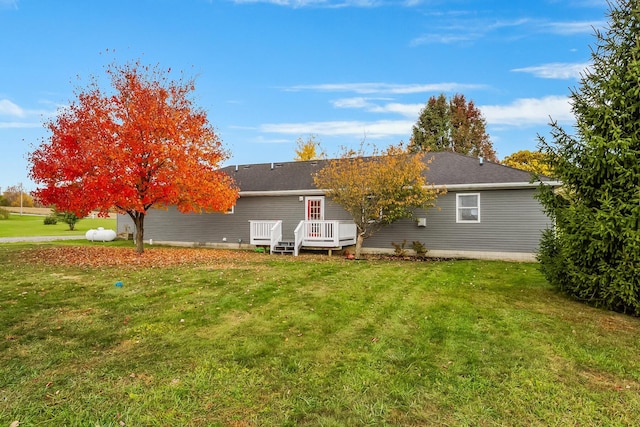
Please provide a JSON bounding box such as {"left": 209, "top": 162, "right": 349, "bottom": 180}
{"left": 0, "top": 214, "right": 116, "bottom": 238}
{"left": 1, "top": 244, "right": 639, "bottom": 426}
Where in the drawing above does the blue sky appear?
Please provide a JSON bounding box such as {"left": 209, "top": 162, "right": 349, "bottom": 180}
{"left": 0, "top": 0, "right": 607, "bottom": 191}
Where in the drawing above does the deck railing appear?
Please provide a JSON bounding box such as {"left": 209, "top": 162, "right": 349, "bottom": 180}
{"left": 249, "top": 220, "right": 281, "bottom": 247}
{"left": 338, "top": 221, "right": 358, "bottom": 243}
{"left": 293, "top": 222, "right": 304, "bottom": 256}
{"left": 269, "top": 221, "right": 283, "bottom": 254}
{"left": 250, "top": 220, "right": 356, "bottom": 256}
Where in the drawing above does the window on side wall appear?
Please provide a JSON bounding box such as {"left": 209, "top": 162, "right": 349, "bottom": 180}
{"left": 456, "top": 193, "right": 480, "bottom": 223}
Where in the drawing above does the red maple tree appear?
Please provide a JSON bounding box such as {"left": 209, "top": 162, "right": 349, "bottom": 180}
{"left": 29, "top": 60, "right": 238, "bottom": 253}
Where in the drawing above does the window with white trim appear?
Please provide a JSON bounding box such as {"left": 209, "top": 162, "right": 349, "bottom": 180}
{"left": 456, "top": 193, "right": 480, "bottom": 223}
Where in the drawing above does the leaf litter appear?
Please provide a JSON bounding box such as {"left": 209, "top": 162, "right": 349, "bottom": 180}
{"left": 18, "top": 246, "right": 263, "bottom": 269}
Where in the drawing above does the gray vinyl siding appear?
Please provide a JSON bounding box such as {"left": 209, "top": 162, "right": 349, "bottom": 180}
{"left": 364, "top": 189, "right": 551, "bottom": 253}
{"left": 118, "top": 189, "right": 551, "bottom": 254}
{"left": 117, "top": 195, "right": 351, "bottom": 244}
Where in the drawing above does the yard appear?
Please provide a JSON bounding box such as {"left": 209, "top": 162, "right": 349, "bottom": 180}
{"left": 1, "top": 243, "right": 639, "bottom": 426}
{"left": 0, "top": 212, "right": 116, "bottom": 238}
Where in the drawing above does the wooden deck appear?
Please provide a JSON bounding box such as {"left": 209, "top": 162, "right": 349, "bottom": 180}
{"left": 250, "top": 220, "right": 357, "bottom": 255}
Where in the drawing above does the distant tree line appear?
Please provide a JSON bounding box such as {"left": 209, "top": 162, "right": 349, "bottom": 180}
{"left": 0, "top": 185, "right": 35, "bottom": 208}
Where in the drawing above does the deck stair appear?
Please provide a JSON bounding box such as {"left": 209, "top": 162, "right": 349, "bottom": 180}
{"left": 271, "top": 241, "right": 295, "bottom": 255}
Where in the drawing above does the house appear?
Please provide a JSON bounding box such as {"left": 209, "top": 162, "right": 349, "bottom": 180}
{"left": 116, "top": 152, "right": 557, "bottom": 261}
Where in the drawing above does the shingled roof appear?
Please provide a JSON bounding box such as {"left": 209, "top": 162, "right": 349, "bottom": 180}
{"left": 221, "top": 151, "right": 547, "bottom": 193}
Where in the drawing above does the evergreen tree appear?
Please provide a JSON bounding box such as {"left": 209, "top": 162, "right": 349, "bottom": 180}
{"left": 410, "top": 93, "right": 497, "bottom": 161}
{"left": 537, "top": 0, "right": 640, "bottom": 314}
{"left": 410, "top": 94, "right": 450, "bottom": 152}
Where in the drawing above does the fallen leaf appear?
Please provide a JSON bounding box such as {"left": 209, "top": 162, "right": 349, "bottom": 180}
{"left": 18, "top": 246, "right": 332, "bottom": 269}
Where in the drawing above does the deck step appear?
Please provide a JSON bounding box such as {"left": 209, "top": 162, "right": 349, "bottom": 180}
{"left": 271, "top": 241, "right": 295, "bottom": 255}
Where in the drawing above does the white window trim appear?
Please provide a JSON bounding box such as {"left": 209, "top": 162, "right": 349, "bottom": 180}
{"left": 225, "top": 206, "right": 235, "bottom": 214}
{"left": 305, "top": 196, "right": 325, "bottom": 221}
{"left": 456, "top": 193, "right": 481, "bottom": 223}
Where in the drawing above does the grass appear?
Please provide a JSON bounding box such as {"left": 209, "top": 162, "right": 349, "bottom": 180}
{"left": 0, "top": 214, "right": 116, "bottom": 238}
{"left": 1, "top": 244, "right": 639, "bottom": 426}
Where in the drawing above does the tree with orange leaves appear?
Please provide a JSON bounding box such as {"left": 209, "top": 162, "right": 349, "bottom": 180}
{"left": 29, "top": 60, "right": 238, "bottom": 253}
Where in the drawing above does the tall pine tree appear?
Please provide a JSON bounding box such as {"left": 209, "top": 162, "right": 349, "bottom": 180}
{"left": 537, "top": 0, "right": 640, "bottom": 314}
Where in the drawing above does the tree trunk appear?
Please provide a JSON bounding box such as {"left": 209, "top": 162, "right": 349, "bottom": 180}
{"left": 133, "top": 212, "right": 145, "bottom": 254}
{"left": 354, "top": 233, "right": 365, "bottom": 259}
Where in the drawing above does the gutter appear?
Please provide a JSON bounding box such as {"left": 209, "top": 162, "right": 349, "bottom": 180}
{"left": 238, "top": 181, "right": 562, "bottom": 197}
{"left": 239, "top": 189, "right": 326, "bottom": 197}
{"left": 441, "top": 180, "right": 562, "bottom": 191}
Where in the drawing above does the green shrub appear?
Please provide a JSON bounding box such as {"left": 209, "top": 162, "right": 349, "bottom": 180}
{"left": 56, "top": 211, "right": 80, "bottom": 230}
{"left": 391, "top": 240, "right": 408, "bottom": 257}
{"left": 0, "top": 207, "right": 9, "bottom": 220}
{"left": 411, "top": 241, "right": 428, "bottom": 257}
{"left": 43, "top": 215, "right": 58, "bottom": 225}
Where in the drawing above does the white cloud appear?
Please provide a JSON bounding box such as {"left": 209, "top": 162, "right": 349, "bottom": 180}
{"left": 332, "top": 97, "right": 422, "bottom": 117}
{"left": 542, "top": 20, "right": 605, "bottom": 35}
{"left": 486, "top": 18, "right": 531, "bottom": 31}
{"left": 480, "top": 96, "right": 574, "bottom": 126}
{"left": 370, "top": 102, "right": 422, "bottom": 117}
{"left": 230, "top": 0, "right": 429, "bottom": 5}
{"left": 250, "top": 135, "right": 291, "bottom": 144}
{"left": 261, "top": 119, "right": 413, "bottom": 138}
{"left": 0, "top": 99, "right": 57, "bottom": 129}
{"left": 410, "top": 33, "right": 475, "bottom": 45}
{"left": 286, "top": 82, "right": 485, "bottom": 94}
{"left": 0, "top": 121, "right": 41, "bottom": 129}
{"left": 230, "top": 0, "right": 382, "bottom": 7}
{"left": 0, "top": 99, "right": 42, "bottom": 129}
{"left": 411, "top": 17, "right": 531, "bottom": 46}
{"left": 332, "top": 97, "right": 376, "bottom": 109}
{"left": 259, "top": 96, "right": 574, "bottom": 140}
{"left": 411, "top": 15, "right": 605, "bottom": 47}
{"left": 512, "top": 62, "right": 591, "bottom": 79}
{"left": 0, "top": 99, "right": 25, "bottom": 117}
{"left": 232, "top": 0, "right": 324, "bottom": 5}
